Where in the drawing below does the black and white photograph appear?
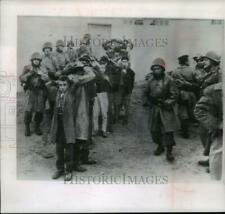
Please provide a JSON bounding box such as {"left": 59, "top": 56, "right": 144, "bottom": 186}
{"left": 16, "top": 16, "right": 223, "bottom": 182}
{"left": 1, "top": 0, "right": 225, "bottom": 212}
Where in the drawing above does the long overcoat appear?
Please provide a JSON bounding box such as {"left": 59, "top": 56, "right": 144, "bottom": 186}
{"left": 144, "top": 73, "right": 180, "bottom": 133}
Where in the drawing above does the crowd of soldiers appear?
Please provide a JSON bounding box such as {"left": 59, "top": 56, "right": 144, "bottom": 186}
{"left": 19, "top": 35, "right": 135, "bottom": 181}
{"left": 143, "top": 51, "right": 222, "bottom": 180}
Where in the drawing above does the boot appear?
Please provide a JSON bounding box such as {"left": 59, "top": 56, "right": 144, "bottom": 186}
{"left": 74, "top": 142, "right": 87, "bottom": 172}
{"left": 74, "top": 165, "right": 87, "bottom": 172}
{"left": 52, "top": 170, "right": 64, "bottom": 179}
{"left": 24, "top": 111, "right": 32, "bottom": 137}
{"left": 25, "top": 123, "right": 31, "bottom": 137}
{"left": 34, "top": 112, "right": 43, "bottom": 136}
{"left": 64, "top": 171, "right": 73, "bottom": 181}
{"left": 198, "top": 159, "right": 209, "bottom": 167}
{"left": 166, "top": 145, "right": 175, "bottom": 162}
{"left": 81, "top": 149, "right": 97, "bottom": 165}
{"left": 154, "top": 144, "right": 165, "bottom": 156}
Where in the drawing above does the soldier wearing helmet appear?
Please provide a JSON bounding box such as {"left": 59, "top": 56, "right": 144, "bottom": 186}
{"left": 171, "top": 54, "right": 199, "bottom": 139}
{"left": 65, "top": 40, "right": 78, "bottom": 63}
{"left": 52, "top": 40, "right": 70, "bottom": 76}
{"left": 195, "top": 51, "right": 220, "bottom": 168}
{"left": 19, "top": 52, "right": 49, "bottom": 137}
{"left": 201, "top": 51, "right": 220, "bottom": 90}
{"left": 40, "top": 41, "right": 59, "bottom": 149}
{"left": 143, "top": 58, "right": 180, "bottom": 162}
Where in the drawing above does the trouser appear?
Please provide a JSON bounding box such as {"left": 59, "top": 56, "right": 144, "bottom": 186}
{"left": 151, "top": 131, "right": 175, "bottom": 148}
{"left": 121, "top": 93, "right": 131, "bottom": 123}
{"left": 24, "top": 111, "right": 43, "bottom": 127}
{"left": 209, "top": 133, "right": 223, "bottom": 180}
{"left": 108, "top": 90, "right": 122, "bottom": 124}
{"left": 93, "top": 92, "right": 109, "bottom": 133}
{"left": 151, "top": 111, "right": 175, "bottom": 149}
{"left": 199, "top": 124, "right": 208, "bottom": 148}
{"left": 56, "top": 115, "right": 74, "bottom": 172}
{"left": 74, "top": 139, "right": 90, "bottom": 166}
{"left": 88, "top": 98, "right": 94, "bottom": 142}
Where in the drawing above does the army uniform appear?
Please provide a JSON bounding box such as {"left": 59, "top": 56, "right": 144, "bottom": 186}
{"left": 52, "top": 40, "right": 70, "bottom": 72}
{"left": 144, "top": 58, "right": 180, "bottom": 161}
{"left": 194, "top": 83, "right": 222, "bottom": 180}
{"left": 196, "top": 51, "right": 220, "bottom": 167}
{"left": 171, "top": 55, "right": 198, "bottom": 138}
{"left": 65, "top": 41, "right": 78, "bottom": 63}
{"left": 19, "top": 52, "right": 49, "bottom": 136}
{"left": 41, "top": 42, "right": 58, "bottom": 115}
{"left": 41, "top": 42, "right": 57, "bottom": 153}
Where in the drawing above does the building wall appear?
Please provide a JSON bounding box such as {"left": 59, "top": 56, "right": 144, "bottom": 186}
{"left": 17, "top": 17, "right": 224, "bottom": 91}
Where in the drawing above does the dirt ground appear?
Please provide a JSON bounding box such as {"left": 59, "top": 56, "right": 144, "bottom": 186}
{"left": 17, "top": 82, "right": 211, "bottom": 182}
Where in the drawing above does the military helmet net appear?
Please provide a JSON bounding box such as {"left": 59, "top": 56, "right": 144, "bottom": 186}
{"left": 31, "top": 52, "right": 42, "bottom": 61}
{"left": 43, "top": 42, "right": 53, "bottom": 50}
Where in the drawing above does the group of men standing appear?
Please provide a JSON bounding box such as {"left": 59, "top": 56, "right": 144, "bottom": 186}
{"left": 19, "top": 36, "right": 135, "bottom": 181}
{"left": 144, "top": 51, "right": 222, "bottom": 180}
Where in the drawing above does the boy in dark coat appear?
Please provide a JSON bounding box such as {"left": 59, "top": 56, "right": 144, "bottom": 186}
{"left": 51, "top": 75, "right": 77, "bottom": 181}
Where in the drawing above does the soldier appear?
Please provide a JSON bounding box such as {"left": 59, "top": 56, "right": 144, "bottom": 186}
{"left": 19, "top": 52, "right": 49, "bottom": 136}
{"left": 65, "top": 40, "right": 78, "bottom": 63}
{"left": 171, "top": 55, "right": 199, "bottom": 138}
{"left": 193, "top": 54, "right": 205, "bottom": 99}
{"left": 194, "top": 82, "right": 223, "bottom": 180}
{"left": 144, "top": 58, "right": 180, "bottom": 162}
{"left": 40, "top": 42, "right": 57, "bottom": 158}
{"left": 52, "top": 39, "right": 70, "bottom": 76}
{"left": 41, "top": 42, "right": 57, "bottom": 117}
{"left": 196, "top": 51, "right": 220, "bottom": 167}
{"left": 120, "top": 56, "right": 135, "bottom": 125}
{"left": 200, "top": 51, "right": 220, "bottom": 91}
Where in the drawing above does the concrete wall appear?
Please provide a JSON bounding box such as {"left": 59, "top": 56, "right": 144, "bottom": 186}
{"left": 17, "top": 17, "right": 224, "bottom": 91}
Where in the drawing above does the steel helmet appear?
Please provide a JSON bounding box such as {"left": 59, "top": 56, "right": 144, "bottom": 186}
{"left": 42, "top": 42, "right": 53, "bottom": 51}
{"left": 56, "top": 39, "right": 65, "bottom": 47}
{"left": 204, "top": 51, "right": 220, "bottom": 64}
{"left": 151, "top": 58, "right": 166, "bottom": 71}
{"left": 31, "top": 52, "right": 42, "bottom": 61}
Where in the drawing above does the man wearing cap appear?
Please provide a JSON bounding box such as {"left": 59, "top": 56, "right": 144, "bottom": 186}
{"left": 65, "top": 40, "right": 78, "bottom": 63}
{"left": 120, "top": 56, "right": 135, "bottom": 125}
{"left": 144, "top": 58, "right": 180, "bottom": 162}
{"left": 194, "top": 82, "right": 222, "bottom": 180}
{"left": 171, "top": 54, "right": 198, "bottom": 138}
{"left": 19, "top": 52, "right": 49, "bottom": 136}
{"left": 195, "top": 51, "right": 220, "bottom": 168}
{"left": 52, "top": 39, "right": 70, "bottom": 76}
